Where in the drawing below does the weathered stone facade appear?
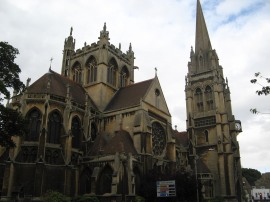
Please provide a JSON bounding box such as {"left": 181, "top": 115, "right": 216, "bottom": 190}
{"left": 0, "top": 1, "right": 243, "bottom": 201}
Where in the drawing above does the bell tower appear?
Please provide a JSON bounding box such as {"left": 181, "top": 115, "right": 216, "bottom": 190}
{"left": 185, "top": 0, "right": 243, "bottom": 201}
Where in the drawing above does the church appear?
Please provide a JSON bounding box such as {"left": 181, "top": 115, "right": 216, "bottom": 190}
{"left": 0, "top": 1, "right": 243, "bottom": 201}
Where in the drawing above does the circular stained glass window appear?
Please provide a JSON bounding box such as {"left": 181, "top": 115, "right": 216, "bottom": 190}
{"left": 152, "top": 122, "right": 166, "bottom": 155}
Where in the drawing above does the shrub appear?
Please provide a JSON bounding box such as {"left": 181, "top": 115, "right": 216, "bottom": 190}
{"left": 42, "top": 190, "right": 70, "bottom": 202}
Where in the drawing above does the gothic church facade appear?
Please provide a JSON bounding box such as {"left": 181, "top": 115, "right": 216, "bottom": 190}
{"left": 0, "top": 1, "right": 243, "bottom": 201}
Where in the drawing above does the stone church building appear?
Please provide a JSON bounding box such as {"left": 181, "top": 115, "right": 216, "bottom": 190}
{"left": 0, "top": 1, "right": 243, "bottom": 201}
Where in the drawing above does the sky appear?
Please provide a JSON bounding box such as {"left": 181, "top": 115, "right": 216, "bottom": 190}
{"left": 1, "top": 0, "right": 270, "bottom": 173}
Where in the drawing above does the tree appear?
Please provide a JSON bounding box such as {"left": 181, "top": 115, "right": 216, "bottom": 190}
{"left": 0, "top": 41, "right": 26, "bottom": 148}
{"left": 250, "top": 72, "right": 270, "bottom": 114}
{"left": 0, "top": 41, "right": 25, "bottom": 101}
{"left": 242, "top": 168, "right": 261, "bottom": 186}
{"left": 0, "top": 104, "right": 27, "bottom": 148}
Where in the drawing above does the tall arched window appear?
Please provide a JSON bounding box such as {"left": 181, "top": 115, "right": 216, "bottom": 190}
{"left": 79, "top": 168, "right": 92, "bottom": 195}
{"left": 90, "top": 122, "right": 97, "bottom": 142}
{"left": 195, "top": 88, "right": 203, "bottom": 112}
{"left": 72, "top": 61, "right": 82, "bottom": 83}
{"left": 97, "top": 165, "right": 113, "bottom": 195}
{"left": 26, "top": 108, "right": 41, "bottom": 141}
{"left": 120, "top": 66, "right": 129, "bottom": 87}
{"left": 47, "top": 110, "right": 62, "bottom": 144}
{"left": 205, "top": 85, "right": 214, "bottom": 110}
{"left": 152, "top": 122, "right": 166, "bottom": 156}
{"left": 204, "top": 130, "right": 209, "bottom": 143}
{"left": 71, "top": 116, "right": 81, "bottom": 149}
{"left": 86, "top": 56, "right": 97, "bottom": 83}
{"left": 107, "top": 58, "right": 118, "bottom": 86}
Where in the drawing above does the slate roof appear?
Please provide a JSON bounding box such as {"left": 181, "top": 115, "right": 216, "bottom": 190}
{"left": 90, "top": 130, "right": 137, "bottom": 156}
{"left": 174, "top": 131, "right": 189, "bottom": 147}
{"left": 103, "top": 130, "right": 137, "bottom": 155}
{"left": 26, "top": 70, "right": 97, "bottom": 109}
{"left": 105, "top": 79, "right": 154, "bottom": 111}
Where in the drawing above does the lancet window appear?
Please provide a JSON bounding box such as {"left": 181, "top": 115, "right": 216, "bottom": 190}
{"left": 26, "top": 108, "right": 41, "bottom": 141}
{"left": 86, "top": 56, "right": 97, "bottom": 83}
{"left": 47, "top": 110, "right": 62, "bottom": 144}
{"left": 205, "top": 85, "right": 214, "bottom": 110}
{"left": 107, "top": 58, "right": 118, "bottom": 86}
{"left": 72, "top": 62, "right": 82, "bottom": 83}
{"left": 71, "top": 116, "right": 81, "bottom": 149}
{"left": 120, "top": 66, "right": 129, "bottom": 87}
{"left": 195, "top": 88, "right": 203, "bottom": 112}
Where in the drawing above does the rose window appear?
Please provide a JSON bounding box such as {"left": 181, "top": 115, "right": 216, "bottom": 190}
{"left": 152, "top": 122, "right": 166, "bottom": 155}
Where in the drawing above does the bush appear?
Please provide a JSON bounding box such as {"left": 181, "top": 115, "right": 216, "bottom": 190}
{"left": 42, "top": 190, "right": 70, "bottom": 202}
{"left": 72, "top": 194, "right": 99, "bottom": 202}
{"left": 135, "top": 195, "right": 145, "bottom": 202}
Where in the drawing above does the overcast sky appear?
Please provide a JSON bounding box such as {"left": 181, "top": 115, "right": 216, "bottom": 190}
{"left": 1, "top": 0, "right": 270, "bottom": 173}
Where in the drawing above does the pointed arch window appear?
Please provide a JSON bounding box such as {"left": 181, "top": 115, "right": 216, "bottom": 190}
{"left": 26, "top": 108, "right": 41, "bottom": 141}
{"left": 72, "top": 62, "right": 82, "bottom": 83}
{"left": 120, "top": 66, "right": 129, "bottom": 87}
{"left": 90, "top": 122, "right": 97, "bottom": 141}
{"left": 97, "top": 165, "right": 113, "bottom": 195}
{"left": 195, "top": 88, "right": 203, "bottom": 112}
{"left": 107, "top": 58, "right": 118, "bottom": 86}
{"left": 204, "top": 130, "right": 209, "bottom": 143}
{"left": 152, "top": 122, "right": 166, "bottom": 156}
{"left": 86, "top": 56, "right": 97, "bottom": 83}
{"left": 205, "top": 85, "right": 214, "bottom": 110}
{"left": 47, "top": 110, "right": 62, "bottom": 144}
{"left": 71, "top": 116, "right": 81, "bottom": 149}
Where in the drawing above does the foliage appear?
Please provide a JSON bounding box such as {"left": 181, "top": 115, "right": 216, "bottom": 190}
{"left": 0, "top": 104, "right": 28, "bottom": 148}
{"left": 42, "top": 190, "right": 70, "bottom": 202}
{"left": 242, "top": 168, "right": 261, "bottom": 186}
{"left": 0, "top": 41, "right": 26, "bottom": 148}
{"left": 135, "top": 195, "right": 145, "bottom": 202}
{"left": 250, "top": 72, "right": 270, "bottom": 114}
{"left": 255, "top": 173, "right": 270, "bottom": 189}
{"left": 0, "top": 41, "right": 25, "bottom": 101}
{"left": 72, "top": 194, "right": 99, "bottom": 202}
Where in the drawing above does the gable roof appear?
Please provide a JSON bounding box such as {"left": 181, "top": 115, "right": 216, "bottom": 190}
{"left": 103, "top": 130, "right": 137, "bottom": 155}
{"left": 26, "top": 70, "right": 97, "bottom": 109}
{"left": 174, "top": 131, "right": 189, "bottom": 147}
{"left": 89, "top": 130, "right": 137, "bottom": 156}
{"left": 105, "top": 79, "right": 154, "bottom": 111}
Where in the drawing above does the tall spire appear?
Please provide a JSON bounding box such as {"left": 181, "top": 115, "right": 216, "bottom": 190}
{"left": 195, "top": 0, "right": 212, "bottom": 54}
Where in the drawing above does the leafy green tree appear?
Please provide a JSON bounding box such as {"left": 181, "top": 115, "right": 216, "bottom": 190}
{"left": 0, "top": 104, "right": 27, "bottom": 148}
{"left": 0, "top": 41, "right": 26, "bottom": 148}
{"left": 250, "top": 72, "right": 270, "bottom": 114}
{"left": 0, "top": 41, "right": 25, "bottom": 101}
{"left": 242, "top": 168, "right": 261, "bottom": 186}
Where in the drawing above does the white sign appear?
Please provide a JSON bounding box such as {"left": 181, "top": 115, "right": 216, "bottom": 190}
{"left": 156, "top": 180, "right": 176, "bottom": 197}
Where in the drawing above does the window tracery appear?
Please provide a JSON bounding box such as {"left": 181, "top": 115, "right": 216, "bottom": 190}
{"left": 120, "top": 66, "right": 129, "bottom": 87}
{"left": 86, "top": 56, "right": 97, "bottom": 83}
{"left": 47, "top": 110, "right": 62, "bottom": 144}
{"left": 107, "top": 58, "right": 118, "bottom": 86}
{"left": 26, "top": 108, "right": 41, "bottom": 141}
{"left": 71, "top": 116, "right": 81, "bottom": 149}
{"left": 73, "top": 62, "right": 82, "bottom": 83}
{"left": 195, "top": 88, "right": 203, "bottom": 112}
{"left": 152, "top": 122, "right": 166, "bottom": 155}
{"left": 205, "top": 85, "right": 214, "bottom": 110}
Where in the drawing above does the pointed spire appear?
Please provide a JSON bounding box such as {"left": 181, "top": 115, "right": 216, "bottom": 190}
{"left": 195, "top": 0, "right": 212, "bottom": 54}
{"left": 70, "top": 27, "right": 73, "bottom": 36}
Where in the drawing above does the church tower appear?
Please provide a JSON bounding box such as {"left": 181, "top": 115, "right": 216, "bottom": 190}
{"left": 61, "top": 23, "right": 135, "bottom": 111}
{"left": 185, "top": 0, "right": 243, "bottom": 201}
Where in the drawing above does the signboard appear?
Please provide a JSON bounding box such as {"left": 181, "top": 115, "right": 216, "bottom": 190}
{"left": 156, "top": 180, "right": 176, "bottom": 197}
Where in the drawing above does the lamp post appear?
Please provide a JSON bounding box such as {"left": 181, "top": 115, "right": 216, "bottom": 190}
{"left": 194, "top": 155, "right": 199, "bottom": 202}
